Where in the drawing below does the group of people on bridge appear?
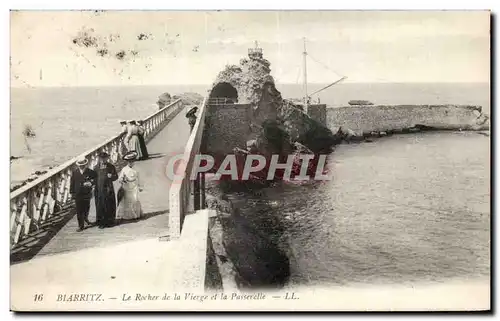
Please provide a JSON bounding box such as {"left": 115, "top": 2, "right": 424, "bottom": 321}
{"left": 70, "top": 150, "right": 143, "bottom": 232}
{"left": 119, "top": 120, "right": 149, "bottom": 160}
{"left": 69, "top": 119, "right": 152, "bottom": 232}
{"left": 69, "top": 105, "right": 200, "bottom": 233}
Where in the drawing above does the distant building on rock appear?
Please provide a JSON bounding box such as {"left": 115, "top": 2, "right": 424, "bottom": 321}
{"left": 248, "top": 41, "right": 263, "bottom": 60}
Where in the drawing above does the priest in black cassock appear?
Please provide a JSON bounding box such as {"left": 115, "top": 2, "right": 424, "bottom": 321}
{"left": 94, "top": 152, "right": 118, "bottom": 228}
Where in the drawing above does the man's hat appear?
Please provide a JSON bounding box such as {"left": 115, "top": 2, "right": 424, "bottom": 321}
{"left": 98, "top": 151, "right": 110, "bottom": 159}
{"left": 75, "top": 156, "right": 88, "bottom": 166}
{"left": 119, "top": 120, "right": 127, "bottom": 125}
{"left": 129, "top": 120, "right": 137, "bottom": 125}
{"left": 123, "top": 151, "right": 138, "bottom": 161}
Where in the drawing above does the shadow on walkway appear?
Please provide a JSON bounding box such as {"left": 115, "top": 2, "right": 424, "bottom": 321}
{"left": 10, "top": 203, "right": 76, "bottom": 265}
{"left": 140, "top": 153, "right": 165, "bottom": 160}
{"left": 116, "top": 210, "right": 168, "bottom": 226}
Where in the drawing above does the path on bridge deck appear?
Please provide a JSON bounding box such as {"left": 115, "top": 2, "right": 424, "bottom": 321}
{"left": 35, "top": 107, "right": 191, "bottom": 258}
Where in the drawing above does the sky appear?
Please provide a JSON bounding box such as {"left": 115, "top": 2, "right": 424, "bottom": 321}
{"left": 10, "top": 10, "right": 490, "bottom": 87}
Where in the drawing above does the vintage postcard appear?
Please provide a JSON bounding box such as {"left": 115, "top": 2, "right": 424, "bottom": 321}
{"left": 9, "top": 10, "right": 490, "bottom": 311}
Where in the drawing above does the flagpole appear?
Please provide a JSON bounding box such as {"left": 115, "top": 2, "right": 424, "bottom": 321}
{"left": 303, "top": 38, "right": 308, "bottom": 114}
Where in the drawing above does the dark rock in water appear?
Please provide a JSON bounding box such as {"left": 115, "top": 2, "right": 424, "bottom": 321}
{"left": 348, "top": 100, "right": 374, "bottom": 106}
{"left": 218, "top": 254, "right": 229, "bottom": 263}
{"left": 157, "top": 92, "right": 204, "bottom": 109}
{"left": 409, "top": 127, "right": 420, "bottom": 133}
{"left": 336, "top": 127, "right": 366, "bottom": 143}
{"left": 157, "top": 92, "right": 172, "bottom": 108}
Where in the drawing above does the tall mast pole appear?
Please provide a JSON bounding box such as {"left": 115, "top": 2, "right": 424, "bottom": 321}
{"left": 302, "top": 37, "right": 308, "bottom": 114}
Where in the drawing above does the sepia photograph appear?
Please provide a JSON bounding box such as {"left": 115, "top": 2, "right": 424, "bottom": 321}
{"left": 9, "top": 10, "right": 491, "bottom": 311}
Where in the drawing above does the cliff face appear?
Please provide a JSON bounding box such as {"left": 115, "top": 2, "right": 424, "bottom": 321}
{"left": 209, "top": 56, "right": 337, "bottom": 154}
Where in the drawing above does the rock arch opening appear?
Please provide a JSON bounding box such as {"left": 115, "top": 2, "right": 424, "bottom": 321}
{"left": 210, "top": 82, "right": 238, "bottom": 103}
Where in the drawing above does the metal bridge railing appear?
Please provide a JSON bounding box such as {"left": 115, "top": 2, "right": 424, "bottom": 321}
{"left": 207, "top": 97, "right": 236, "bottom": 105}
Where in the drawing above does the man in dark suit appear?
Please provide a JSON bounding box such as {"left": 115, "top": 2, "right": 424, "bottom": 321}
{"left": 70, "top": 156, "right": 97, "bottom": 232}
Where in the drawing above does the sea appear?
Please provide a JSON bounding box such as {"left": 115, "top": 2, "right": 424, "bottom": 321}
{"left": 229, "top": 131, "right": 490, "bottom": 287}
{"left": 10, "top": 82, "right": 490, "bottom": 287}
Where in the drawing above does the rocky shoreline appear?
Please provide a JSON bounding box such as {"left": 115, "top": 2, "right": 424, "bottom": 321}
{"left": 205, "top": 180, "right": 292, "bottom": 290}
{"left": 10, "top": 166, "right": 54, "bottom": 193}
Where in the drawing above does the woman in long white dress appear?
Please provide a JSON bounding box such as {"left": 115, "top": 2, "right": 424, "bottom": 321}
{"left": 116, "top": 151, "right": 143, "bottom": 221}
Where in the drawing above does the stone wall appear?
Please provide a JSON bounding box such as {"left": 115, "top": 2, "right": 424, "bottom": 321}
{"left": 326, "top": 105, "right": 488, "bottom": 134}
{"left": 307, "top": 104, "right": 327, "bottom": 125}
{"left": 204, "top": 103, "right": 253, "bottom": 156}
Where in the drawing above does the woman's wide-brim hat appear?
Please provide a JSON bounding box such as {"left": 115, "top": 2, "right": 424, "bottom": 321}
{"left": 98, "top": 151, "right": 110, "bottom": 159}
{"left": 123, "top": 151, "right": 138, "bottom": 161}
{"left": 75, "top": 156, "right": 88, "bottom": 166}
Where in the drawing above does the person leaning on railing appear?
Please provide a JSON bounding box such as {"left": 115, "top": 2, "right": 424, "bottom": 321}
{"left": 186, "top": 106, "right": 198, "bottom": 132}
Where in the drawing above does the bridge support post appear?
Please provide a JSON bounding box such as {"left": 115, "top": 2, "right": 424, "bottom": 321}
{"left": 200, "top": 173, "right": 206, "bottom": 209}
{"left": 194, "top": 172, "right": 201, "bottom": 211}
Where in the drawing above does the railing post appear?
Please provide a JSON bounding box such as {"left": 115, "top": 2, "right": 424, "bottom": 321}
{"left": 51, "top": 176, "right": 58, "bottom": 214}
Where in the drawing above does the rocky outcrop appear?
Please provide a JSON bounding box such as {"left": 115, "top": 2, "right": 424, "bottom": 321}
{"left": 204, "top": 52, "right": 338, "bottom": 288}
{"left": 349, "top": 100, "right": 374, "bottom": 106}
{"left": 156, "top": 93, "right": 172, "bottom": 108}
{"left": 156, "top": 92, "right": 204, "bottom": 109}
{"left": 173, "top": 92, "right": 204, "bottom": 106}
{"left": 210, "top": 56, "right": 337, "bottom": 155}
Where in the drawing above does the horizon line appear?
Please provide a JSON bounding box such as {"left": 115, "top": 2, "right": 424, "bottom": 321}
{"left": 10, "top": 81, "right": 490, "bottom": 89}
